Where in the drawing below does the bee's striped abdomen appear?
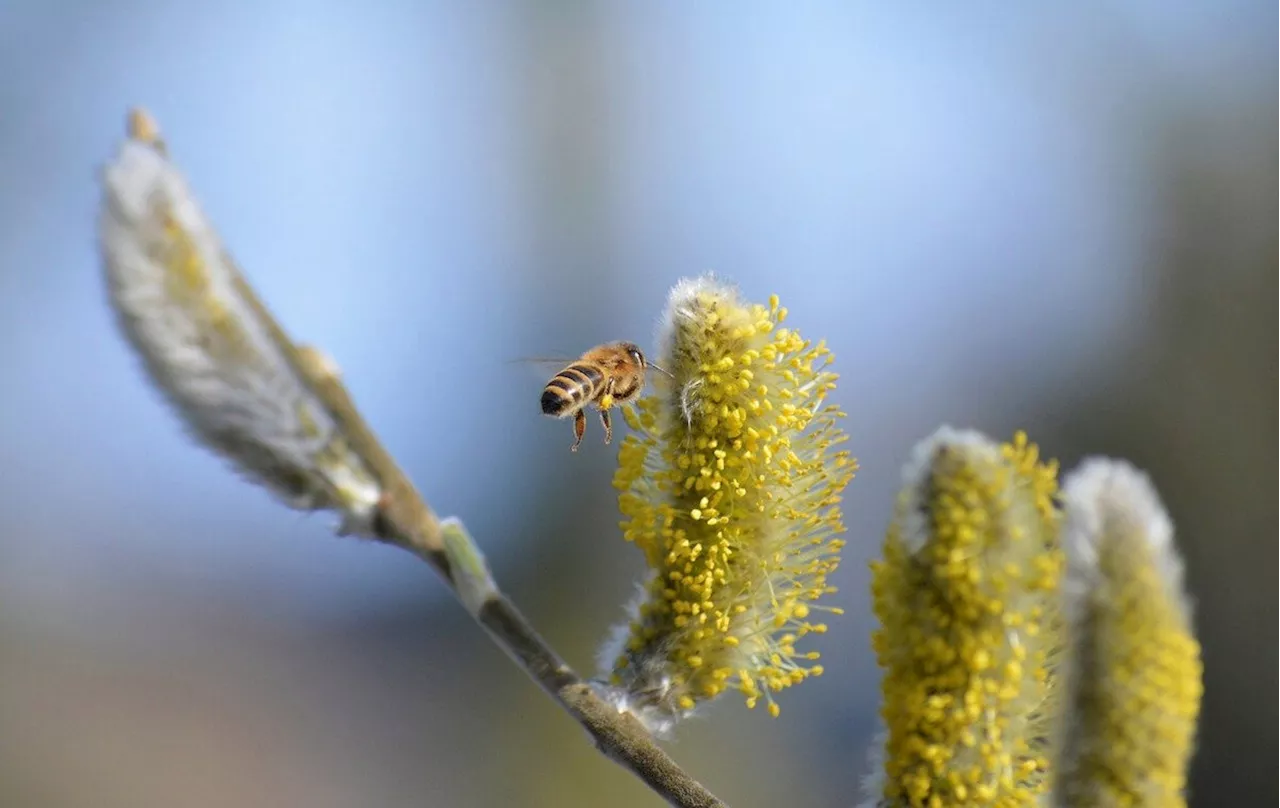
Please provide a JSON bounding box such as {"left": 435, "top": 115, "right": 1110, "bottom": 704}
{"left": 541, "top": 363, "right": 604, "bottom": 416}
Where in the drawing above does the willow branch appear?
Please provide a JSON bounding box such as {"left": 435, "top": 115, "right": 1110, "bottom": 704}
{"left": 298, "top": 354, "right": 726, "bottom": 808}
{"left": 100, "top": 108, "right": 722, "bottom": 808}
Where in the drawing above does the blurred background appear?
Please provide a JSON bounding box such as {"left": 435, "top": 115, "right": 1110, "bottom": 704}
{"left": 0, "top": 3, "right": 1273, "bottom": 806}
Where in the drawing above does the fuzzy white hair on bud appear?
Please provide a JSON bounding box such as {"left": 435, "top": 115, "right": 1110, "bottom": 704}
{"left": 98, "top": 113, "right": 382, "bottom": 535}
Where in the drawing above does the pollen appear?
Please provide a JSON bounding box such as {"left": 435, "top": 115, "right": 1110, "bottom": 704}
{"left": 603, "top": 277, "right": 855, "bottom": 726}
{"left": 869, "top": 428, "right": 1062, "bottom": 806}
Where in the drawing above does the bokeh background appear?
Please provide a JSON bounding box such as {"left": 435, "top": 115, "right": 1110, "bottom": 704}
{"left": 0, "top": 3, "right": 1274, "bottom": 807}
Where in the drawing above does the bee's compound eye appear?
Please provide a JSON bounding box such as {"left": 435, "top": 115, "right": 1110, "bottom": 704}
{"left": 630, "top": 349, "right": 645, "bottom": 366}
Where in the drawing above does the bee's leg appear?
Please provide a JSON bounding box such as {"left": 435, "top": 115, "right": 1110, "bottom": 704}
{"left": 598, "top": 377, "right": 616, "bottom": 411}
{"left": 571, "top": 409, "right": 586, "bottom": 452}
{"left": 599, "top": 407, "right": 613, "bottom": 445}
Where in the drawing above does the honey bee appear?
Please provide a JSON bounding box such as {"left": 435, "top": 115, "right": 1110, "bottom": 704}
{"left": 540, "top": 341, "right": 670, "bottom": 451}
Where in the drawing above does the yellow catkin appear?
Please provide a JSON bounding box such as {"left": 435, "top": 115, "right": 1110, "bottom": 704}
{"left": 869, "top": 428, "right": 1062, "bottom": 807}
{"left": 603, "top": 277, "right": 855, "bottom": 729}
{"left": 1053, "top": 459, "right": 1203, "bottom": 808}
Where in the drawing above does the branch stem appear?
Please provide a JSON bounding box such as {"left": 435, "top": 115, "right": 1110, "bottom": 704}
{"left": 476, "top": 592, "right": 726, "bottom": 808}
{"left": 108, "top": 108, "right": 725, "bottom": 808}
{"left": 301, "top": 347, "right": 727, "bottom": 808}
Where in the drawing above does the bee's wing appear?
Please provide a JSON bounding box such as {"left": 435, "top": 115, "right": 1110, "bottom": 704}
{"left": 508, "top": 356, "right": 575, "bottom": 382}
{"left": 507, "top": 356, "right": 577, "bottom": 369}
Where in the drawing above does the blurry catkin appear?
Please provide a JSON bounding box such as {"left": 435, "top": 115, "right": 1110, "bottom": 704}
{"left": 97, "top": 108, "right": 383, "bottom": 536}
{"left": 1052, "top": 458, "right": 1202, "bottom": 808}
{"left": 866, "top": 428, "right": 1063, "bottom": 807}
{"left": 599, "top": 275, "right": 855, "bottom": 733}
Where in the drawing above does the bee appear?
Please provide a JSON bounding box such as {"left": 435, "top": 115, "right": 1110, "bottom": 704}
{"left": 540, "top": 341, "right": 670, "bottom": 451}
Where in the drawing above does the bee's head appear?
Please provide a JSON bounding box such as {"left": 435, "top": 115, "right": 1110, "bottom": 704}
{"left": 620, "top": 342, "right": 646, "bottom": 368}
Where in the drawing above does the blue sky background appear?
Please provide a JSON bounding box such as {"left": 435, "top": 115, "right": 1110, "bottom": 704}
{"left": 0, "top": 4, "right": 1273, "bottom": 806}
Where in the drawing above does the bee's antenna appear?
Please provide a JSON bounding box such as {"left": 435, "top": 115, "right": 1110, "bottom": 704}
{"left": 648, "top": 362, "right": 675, "bottom": 379}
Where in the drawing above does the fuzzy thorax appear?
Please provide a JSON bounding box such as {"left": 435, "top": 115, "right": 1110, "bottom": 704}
{"left": 868, "top": 428, "right": 1063, "bottom": 807}
{"left": 601, "top": 276, "right": 855, "bottom": 729}
{"left": 1053, "top": 459, "right": 1202, "bottom": 808}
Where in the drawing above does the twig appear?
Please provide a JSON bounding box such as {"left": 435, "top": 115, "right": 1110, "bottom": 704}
{"left": 298, "top": 350, "right": 727, "bottom": 808}
{"left": 102, "top": 107, "right": 725, "bottom": 807}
